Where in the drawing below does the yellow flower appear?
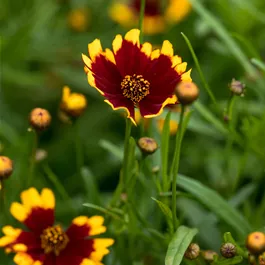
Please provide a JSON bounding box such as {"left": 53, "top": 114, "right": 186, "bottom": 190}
{"left": 0, "top": 156, "right": 13, "bottom": 180}
{"left": 61, "top": 86, "right": 87, "bottom": 117}
{"left": 0, "top": 187, "right": 114, "bottom": 265}
{"left": 157, "top": 118, "right": 178, "bottom": 135}
{"left": 109, "top": 0, "right": 191, "bottom": 35}
{"left": 68, "top": 8, "right": 90, "bottom": 32}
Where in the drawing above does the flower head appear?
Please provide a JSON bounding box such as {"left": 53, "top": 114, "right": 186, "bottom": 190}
{"left": 0, "top": 156, "right": 13, "bottom": 180}
{"left": 109, "top": 0, "right": 191, "bottom": 35}
{"left": 68, "top": 8, "right": 90, "bottom": 32}
{"left": 0, "top": 188, "right": 114, "bottom": 265}
{"left": 82, "top": 29, "right": 192, "bottom": 125}
{"left": 246, "top": 232, "right": 265, "bottom": 254}
{"left": 61, "top": 86, "right": 87, "bottom": 117}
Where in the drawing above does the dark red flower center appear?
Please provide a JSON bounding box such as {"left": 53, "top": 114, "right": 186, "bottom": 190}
{"left": 121, "top": 74, "right": 150, "bottom": 105}
{"left": 40, "top": 225, "right": 69, "bottom": 256}
{"left": 132, "top": 0, "right": 162, "bottom": 16}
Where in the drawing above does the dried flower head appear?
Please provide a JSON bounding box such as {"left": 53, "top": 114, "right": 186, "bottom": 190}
{"left": 220, "top": 243, "right": 237, "bottom": 258}
{"left": 138, "top": 137, "right": 158, "bottom": 155}
{"left": 246, "top": 232, "right": 265, "bottom": 254}
{"left": 175, "top": 82, "right": 199, "bottom": 105}
{"left": 61, "top": 86, "right": 87, "bottom": 117}
{"left": 229, "top": 78, "right": 245, "bottom": 96}
{"left": 0, "top": 156, "right": 13, "bottom": 180}
{"left": 29, "top": 108, "right": 51, "bottom": 130}
{"left": 184, "top": 243, "right": 200, "bottom": 260}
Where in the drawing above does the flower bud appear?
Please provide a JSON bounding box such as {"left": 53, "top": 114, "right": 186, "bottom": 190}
{"left": 220, "top": 243, "right": 237, "bottom": 258}
{"left": 259, "top": 252, "right": 265, "bottom": 265}
{"left": 175, "top": 82, "right": 199, "bottom": 105}
{"left": 201, "top": 250, "right": 218, "bottom": 262}
{"left": 29, "top": 108, "right": 51, "bottom": 130}
{"left": 61, "top": 86, "right": 87, "bottom": 117}
{"left": 246, "top": 232, "right": 265, "bottom": 254}
{"left": 35, "top": 149, "right": 48, "bottom": 162}
{"left": 137, "top": 137, "right": 158, "bottom": 155}
{"left": 229, "top": 78, "right": 245, "bottom": 96}
{"left": 68, "top": 8, "right": 89, "bottom": 32}
{"left": 184, "top": 243, "right": 200, "bottom": 260}
{"left": 248, "top": 254, "right": 257, "bottom": 265}
{"left": 0, "top": 156, "right": 13, "bottom": 180}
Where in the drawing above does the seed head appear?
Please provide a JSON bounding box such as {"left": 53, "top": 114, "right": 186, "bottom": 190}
{"left": 29, "top": 108, "right": 51, "bottom": 130}
{"left": 137, "top": 137, "right": 158, "bottom": 155}
{"left": 246, "top": 232, "right": 265, "bottom": 254}
{"left": 0, "top": 156, "right": 13, "bottom": 180}
{"left": 201, "top": 250, "right": 218, "bottom": 262}
{"left": 184, "top": 243, "right": 200, "bottom": 260}
{"left": 175, "top": 82, "right": 199, "bottom": 105}
{"left": 220, "top": 243, "right": 237, "bottom": 258}
{"left": 229, "top": 78, "right": 245, "bottom": 96}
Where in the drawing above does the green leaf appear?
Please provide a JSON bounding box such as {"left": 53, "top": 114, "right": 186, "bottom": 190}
{"left": 165, "top": 226, "right": 198, "bottom": 265}
{"left": 83, "top": 203, "right": 124, "bottom": 222}
{"left": 99, "top": 139, "right": 123, "bottom": 161}
{"left": 152, "top": 197, "right": 174, "bottom": 233}
{"left": 251, "top": 58, "right": 265, "bottom": 73}
{"left": 178, "top": 175, "right": 252, "bottom": 236}
{"left": 212, "top": 256, "right": 243, "bottom": 265}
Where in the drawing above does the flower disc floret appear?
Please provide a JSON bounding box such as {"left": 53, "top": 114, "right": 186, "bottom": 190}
{"left": 82, "top": 29, "right": 192, "bottom": 125}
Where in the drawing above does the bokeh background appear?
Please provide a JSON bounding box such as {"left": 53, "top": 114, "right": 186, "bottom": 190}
{"left": 1, "top": 0, "right": 265, "bottom": 264}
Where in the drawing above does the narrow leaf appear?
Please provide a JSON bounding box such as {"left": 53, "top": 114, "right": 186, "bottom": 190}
{"left": 251, "top": 58, "right": 265, "bottom": 73}
{"left": 212, "top": 256, "right": 243, "bottom": 265}
{"left": 178, "top": 175, "right": 252, "bottom": 236}
{"left": 99, "top": 139, "right": 123, "bottom": 161}
{"left": 165, "top": 226, "right": 198, "bottom": 265}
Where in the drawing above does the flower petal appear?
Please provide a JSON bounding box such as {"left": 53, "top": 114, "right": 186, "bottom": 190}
{"left": 90, "top": 239, "right": 114, "bottom": 262}
{"left": 141, "top": 42, "right": 152, "bottom": 57}
{"left": 112, "top": 34, "right": 123, "bottom": 54}
{"left": 40, "top": 188, "right": 55, "bottom": 210}
{"left": 181, "top": 69, "right": 192, "bottom": 82}
{"left": 175, "top": 62, "right": 187, "bottom": 74}
{"left": 124, "top": 29, "right": 140, "bottom": 46}
{"left": 161, "top": 40, "right": 174, "bottom": 57}
{"left": 21, "top": 188, "right": 42, "bottom": 210}
{"left": 0, "top": 226, "right": 22, "bottom": 248}
{"left": 88, "top": 39, "right": 102, "bottom": 61}
{"left": 139, "top": 95, "right": 177, "bottom": 118}
{"left": 10, "top": 202, "right": 29, "bottom": 222}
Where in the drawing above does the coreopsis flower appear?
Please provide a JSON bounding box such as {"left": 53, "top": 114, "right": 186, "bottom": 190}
{"left": 68, "top": 8, "right": 90, "bottom": 32}
{"left": 0, "top": 188, "right": 114, "bottom": 265}
{"left": 60, "top": 86, "right": 87, "bottom": 117}
{"left": 82, "top": 29, "right": 192, "bottom": 125}
{"left": 109, "top": 0, "right": 191, "bottom": 35}
{"left": 0, "top": 156, "right": 13, "bottom": 180}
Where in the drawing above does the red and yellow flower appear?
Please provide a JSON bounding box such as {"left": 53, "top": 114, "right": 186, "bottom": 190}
{"left": 82, "top": 29, "right": 192, "bottom": 125}
{"left": 0, "top": 188, "right": 114, "bottom": 265}
{"left": 109, "top": 0, "right": 192, "bottom": 35}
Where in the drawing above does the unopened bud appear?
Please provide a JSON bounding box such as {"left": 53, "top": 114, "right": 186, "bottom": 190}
{"left": 246, "top": 232, "right": 265, "bottom": 254}
{"left": 29, "top": 108, "right": 51, "bottom": 130}
{"left": 0, "top": 156, "right": 13, "bottom": 180}
{"left": 248, "top": 254, "right": 257, "bottom": 265}
{"left": 35, "top": 149, "right": 48, "bottom": 162}
{"left": 137, "top": 137, "right": 158, "bottom": 155}
{"left": 201, "top": 250, "right": 218, "bottom": 262}
{"left": 175, "top": 82, "right": 199, "bottom": 105}
{"left": 184, "top": 243, "right": 200, "bottom": 260}
{"left": 229, "top": 78, "right": 245, "bottom": 96}
{"left": 61, "top": 86, "right": 87, "bottom": 117}
{"left": 259, "top": 253, "right": 265, "bottom": 265}
{"left": 220, "top": 243, "right": 236, "bottom": 258}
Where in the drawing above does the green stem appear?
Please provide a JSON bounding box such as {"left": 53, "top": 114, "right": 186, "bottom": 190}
{"left": 43, "top": 164, "right": 74, "bottom": 214}
{"left": 181, "top": 32, "right": 217, "bottom": 106}
{"left": 138, "top": 0, "right": 146, "bottom": 43}
{"left": 27, "top": 129, "right": 38, "bottom": 187}
{"left": 171, "top": 106, "right": 186, "bottom": 230}
{"left": 110, "top": 118, "right": 132, "bottom": 207}
{"left": 226, "top": 94, "right": 236, "bottom": 122}
{"left": 75, "top": 122, "right": 84, "bottom": 181}
{"left": 0, "top": 180, "right": 6, "bottom": 215}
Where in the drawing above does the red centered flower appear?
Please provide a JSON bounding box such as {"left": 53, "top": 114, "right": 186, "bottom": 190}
{"left": 0, "top": 188, "right": 114, "bottom": 265}
{"left": 82, "top": 29, "right": 192, "bottom": 125}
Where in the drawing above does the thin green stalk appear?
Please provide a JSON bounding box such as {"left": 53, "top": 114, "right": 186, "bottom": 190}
{"left": 138, "top": 0, "right": 146, "bottom": 43}
{"left": 0, "top": 180, "right": 5, "bottom": 214}
{"left": 181, "top": 32, "right": 217, "bottom": 106}
{"left": 75, "top": 122, "right": 84, "bottom": 182}
{"left": 170, "top": 106, "right": 186, "bottom": 230}
{"left": 110, "top": 118, "right": 132, "bottom": 207}
{"left": 27, "top": 129, "right": 38, "bottom": 186}
{"left": 43, "top": 164, "right": 74, "bottom": 212}
{"left": 226, "top": 94, "right": 236, "bottom": 122}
